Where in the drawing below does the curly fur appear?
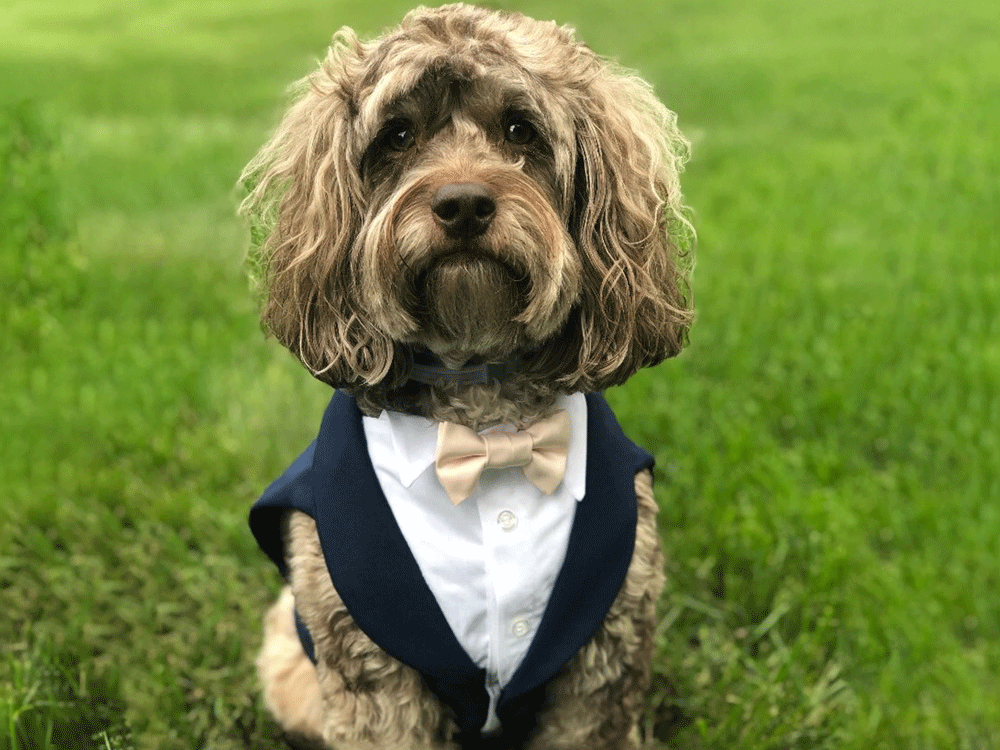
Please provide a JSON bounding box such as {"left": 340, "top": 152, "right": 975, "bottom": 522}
{"left": 240, "top": 3, "right": 692, "bottom": 422}
{"left": 243, "top": 4, "right": 691, "bottom": 747}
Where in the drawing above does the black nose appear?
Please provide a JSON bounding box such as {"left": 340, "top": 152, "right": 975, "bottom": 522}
{"left": 431, "top": 182, "right": 497, "bottom": 239}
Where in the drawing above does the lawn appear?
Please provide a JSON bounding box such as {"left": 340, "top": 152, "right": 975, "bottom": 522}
{"left": 1, "top": 0, "right": 997, "bottom": 748}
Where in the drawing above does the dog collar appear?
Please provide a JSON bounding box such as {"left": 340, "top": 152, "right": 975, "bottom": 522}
{"left": 408, "top": 351, "right": 525, "bottom": 386}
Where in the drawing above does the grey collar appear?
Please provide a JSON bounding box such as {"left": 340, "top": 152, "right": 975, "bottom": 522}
{"left": 408, "top": 351, "right": 524, "bottom": 386}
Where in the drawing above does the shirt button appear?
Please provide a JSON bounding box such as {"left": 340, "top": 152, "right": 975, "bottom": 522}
{"left": 497, "top": 510, "right": 517, "bottom": 531}
{"left": 511, "top": 619, "right": 530, "bottom": 637}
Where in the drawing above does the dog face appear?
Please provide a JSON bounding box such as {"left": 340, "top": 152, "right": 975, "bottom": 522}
{"left": 242, "top": 3, "right": 693, "bottom": 398}
{"left": 353, "top": 38, "right": 583, "bottom": 368}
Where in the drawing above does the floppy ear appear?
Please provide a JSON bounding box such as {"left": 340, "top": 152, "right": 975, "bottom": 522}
{"left": 239, "top": 29, "right": 402, "bottom": 389}
{"left": 561, "top": 62, "right": 694, "bottom": 391}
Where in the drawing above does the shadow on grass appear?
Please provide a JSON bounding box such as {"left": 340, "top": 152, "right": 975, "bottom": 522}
{"left": 648, "top": 667, "right": 693, "bottom": 745}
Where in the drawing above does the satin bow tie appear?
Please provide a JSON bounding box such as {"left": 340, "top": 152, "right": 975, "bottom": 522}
{"left": 434, "top": 410, "right": 571, "bottom": 505}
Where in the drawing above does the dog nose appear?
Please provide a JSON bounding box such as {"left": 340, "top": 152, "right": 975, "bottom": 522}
{"left": 431, "top": 182, "right": 497, "bottom": 239}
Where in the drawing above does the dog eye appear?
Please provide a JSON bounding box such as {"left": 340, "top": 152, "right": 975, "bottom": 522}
{"left": 384, "top": 123, "right": 415, "bottom": 152}
{"left": 504, "top": 120, "right": 536, "bottom": 146}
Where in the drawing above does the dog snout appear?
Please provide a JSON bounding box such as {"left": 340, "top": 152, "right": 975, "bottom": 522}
{"left": 431, "top": 182, "right": 497, "bottom": 239}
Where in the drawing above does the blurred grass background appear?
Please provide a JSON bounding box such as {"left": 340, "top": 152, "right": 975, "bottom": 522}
{"left": 1, "top": 0, "right": 997, "bottom": 748}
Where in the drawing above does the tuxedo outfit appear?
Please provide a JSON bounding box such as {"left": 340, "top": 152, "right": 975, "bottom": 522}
{"left": 250, "top": 390, "right": 653, "bottom": 747}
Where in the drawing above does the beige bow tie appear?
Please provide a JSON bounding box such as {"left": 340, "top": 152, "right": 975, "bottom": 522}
{"left": 434, "top": 410, "right": 571, "bottom": 505}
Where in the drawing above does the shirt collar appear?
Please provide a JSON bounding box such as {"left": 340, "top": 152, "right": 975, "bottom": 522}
{"left": 373, "top": 393, "right": 588, "bottom": 501}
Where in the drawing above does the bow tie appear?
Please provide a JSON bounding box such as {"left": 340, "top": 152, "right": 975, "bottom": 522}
{"left": 434, "top": 410, "right": 571, "bottom": 505}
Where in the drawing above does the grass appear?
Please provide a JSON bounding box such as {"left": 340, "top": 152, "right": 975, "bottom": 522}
{"left": 1, "top": 0, "right": 997, "bottom": 748}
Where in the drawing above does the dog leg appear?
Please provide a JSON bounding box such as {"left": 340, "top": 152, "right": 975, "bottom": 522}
{"left": 258, "top": 585, "right": 327, "bottom": 744}
{"left": 281, "top": 510, "right": 460, "bottom": 750}
{"left": 524, "top": 469, "right": 664, "bottom": 750}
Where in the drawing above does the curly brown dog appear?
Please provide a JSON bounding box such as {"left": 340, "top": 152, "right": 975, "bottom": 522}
{"left": 242, "top": 5, "right": 692, "bottom": 749}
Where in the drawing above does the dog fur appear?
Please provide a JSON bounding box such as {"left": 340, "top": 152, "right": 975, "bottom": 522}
{"left": 241, "top": 4, "right": 692, "bottom": 748}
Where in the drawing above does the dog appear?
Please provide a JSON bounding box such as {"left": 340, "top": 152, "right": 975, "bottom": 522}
{"left": 242, "top": 5, "right": 692, "bottom": 749}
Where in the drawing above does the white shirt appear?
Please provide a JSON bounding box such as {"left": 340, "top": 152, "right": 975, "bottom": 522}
{"left": 362, "top": 393, "right": 588, "bottom": 733}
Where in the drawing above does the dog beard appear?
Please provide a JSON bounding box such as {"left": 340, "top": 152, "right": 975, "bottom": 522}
{"left": 415, "top": 253, "right": 528, "bottom": 360}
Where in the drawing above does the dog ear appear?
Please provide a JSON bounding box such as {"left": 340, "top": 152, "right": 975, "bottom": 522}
{"left": 240, "top": 30, "right": 401, "bottom": 389}
{"left": 564, "top": 63, "right": 694, "bottom": 391}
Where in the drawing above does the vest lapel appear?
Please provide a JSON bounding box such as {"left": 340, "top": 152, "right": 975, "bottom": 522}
{"left": 496, "top": 393, "right": 647, "bottom": 730}
{"left": 309, "top": 392, "right": 490, "bottom": 733}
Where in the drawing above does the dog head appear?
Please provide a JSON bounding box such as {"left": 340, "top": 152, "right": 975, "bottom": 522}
{"left": 241, "top": 3, "right": 693, "bottom": 407}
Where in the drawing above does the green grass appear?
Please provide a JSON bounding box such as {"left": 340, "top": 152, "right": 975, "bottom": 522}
{"left": 1, "top": 0, "right": 997, "bottom": 748}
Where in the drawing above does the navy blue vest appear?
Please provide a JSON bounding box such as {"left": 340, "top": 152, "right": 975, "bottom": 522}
{"left": 250, "top": 391, "right": 653, "bottom": 747}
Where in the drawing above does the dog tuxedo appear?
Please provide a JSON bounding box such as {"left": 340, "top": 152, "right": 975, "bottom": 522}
{"left": 250, "top": 390, "right": 653, "bottom": 744}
